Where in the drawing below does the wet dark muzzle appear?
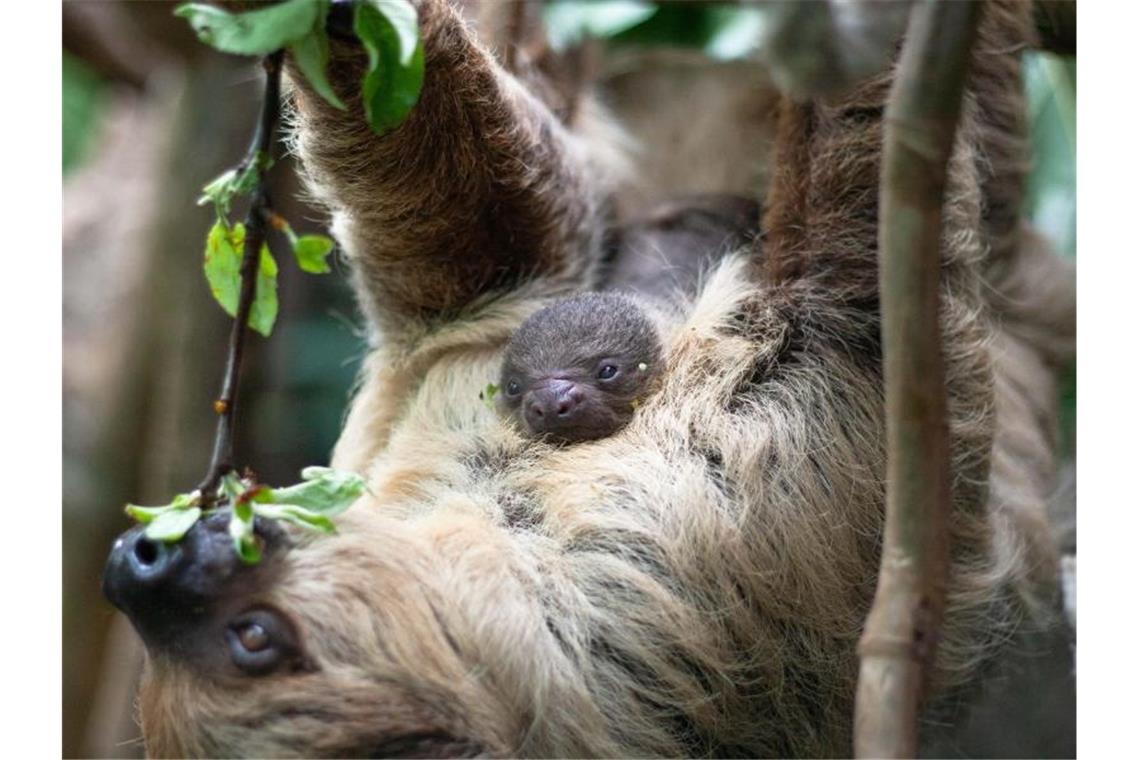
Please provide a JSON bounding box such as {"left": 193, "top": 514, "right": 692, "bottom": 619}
{"left": 102, "top": 510, "right": 285, "bottom": 650}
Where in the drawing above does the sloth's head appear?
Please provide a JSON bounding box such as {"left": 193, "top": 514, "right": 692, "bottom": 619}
{"left": 499, "top": 293, "right": 663, "bottom": 444}
{"left": 103, "top": 507, "right": 557, "bottom": 757}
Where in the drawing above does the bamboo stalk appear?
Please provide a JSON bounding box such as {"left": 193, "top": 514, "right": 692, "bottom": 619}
{"left": 854, "top": 2, "right": 982, "bottom": 757}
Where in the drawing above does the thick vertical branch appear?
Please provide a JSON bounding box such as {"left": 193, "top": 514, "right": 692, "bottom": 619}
{"left": 854, "top": 2, "right": 981, "bottom": 758}
{"left": 197, "top": 50, "right": 283, "bottom": 501}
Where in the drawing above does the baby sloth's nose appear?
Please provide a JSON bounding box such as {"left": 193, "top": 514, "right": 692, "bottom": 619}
{"left": 525, "top": 379, "right": 584, "bottom": 427}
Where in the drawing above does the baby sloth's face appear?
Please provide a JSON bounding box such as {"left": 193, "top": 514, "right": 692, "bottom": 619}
{"left": 499, "top": 293, "right": 663, "bottom": 443}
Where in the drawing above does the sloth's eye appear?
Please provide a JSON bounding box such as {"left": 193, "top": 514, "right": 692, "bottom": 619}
{"left": 226, "top": 609, "right": 303, "bottom": 676}
{"left": 597, "top": 364, "right": 619, "bottom": 380}
{"left": 506, "top": 379, "right": 521, "bottom": 396}
{"left": 238, "top": 623, "right": 270, "bottom": 652}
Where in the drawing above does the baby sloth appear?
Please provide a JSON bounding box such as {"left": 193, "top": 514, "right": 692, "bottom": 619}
{"left": 499, "top": 293, "right": 663, "bottom": 443}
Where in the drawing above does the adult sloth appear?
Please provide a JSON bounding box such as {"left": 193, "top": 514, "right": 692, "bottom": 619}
{"left": 103, "top": 0, "right": 1072, "bottom": 756}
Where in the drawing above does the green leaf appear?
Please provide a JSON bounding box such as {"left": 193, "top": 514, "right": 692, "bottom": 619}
{"left": 480, "top": 382, "right": 499, "bottom": 410}
{"left": 249, "top": 245, "right": 279, "bottom": 337}
{"left": 354, "top": 1, "right": 425, "bottom": 134}
{"left": 269, "top": 466, "right": 366, "bottom": 516}
{"left": 228, "top": 506, "right": 262, "bottom": 564}
{"left": 175, "top": 0, "right": 321, "bottom": 56}
{"left": 125, "top": 504, "right": 173, "bottom": 524}
{"left": 363, "top": 40, "right": 424, "bottom": 134}
{"left": 289, "top": 24, "right": 347, "bottom": 110}
{"left": 204, "top": 221, "right": 243, "bottom": 316}
{"left": 202, "top": 222, "right": 278, "bottom": 337}
{"left": 171, "top": 491, "right": 202, "bottom": 509}
{"left": 199, "top": 168, "right": 237, "bottom": 214}
{"left": 253, "top": 503, "right": 336, "bottom": 533}
{"left": 543, "top": 0, "right": 657, "bottom": 51}
{"left": 198, "top": 156, "right": 267, "bottom": 219}
{"left": 144, "top": 507, "right": 203, "bottom": 543}
{"left": 125, "top": 491, "right": 201, "bottom": 524}
{"left": 221, "top": 471, "right": 246, "bottom": 502}
{"left": 363, "top": 0, "right": 419, "bottom": 65}
{"left": 234, "top": 497, "right": 253, "bottom": 523}
{"left": 292, "top": 234, "right": 334, "bottom": 274}
{"left": 248, "top": 485, "right": 274, "bottom": 503}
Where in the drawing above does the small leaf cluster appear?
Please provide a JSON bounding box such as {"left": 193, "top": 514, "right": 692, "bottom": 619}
{"left": 177, "top": 0, "right": 423, "bottom": 336}
{"left": 198, "top": 207, "right": 334, "bottom": 338}
{"left": 125, "top": 467, "right": 368, "bottom": 564}
{"left": 175, "top": 0, "right": 423, "bottom": 134}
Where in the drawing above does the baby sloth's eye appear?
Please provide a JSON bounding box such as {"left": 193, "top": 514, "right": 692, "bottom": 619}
{"left": 597, "top": 364, "right": 619, "bottom": 380}
{"left": 506, "top": 379, "right": 522, "bottom": 396}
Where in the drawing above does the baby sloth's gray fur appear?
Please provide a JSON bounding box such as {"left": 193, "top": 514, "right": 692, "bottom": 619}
{"left": 499, "top": 292, "right": 664, "bottom": 443}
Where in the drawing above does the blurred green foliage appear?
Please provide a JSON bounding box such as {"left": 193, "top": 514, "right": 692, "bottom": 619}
{"left": 62, "top": 52, "right": 105, "bottom": 174}
{"left": 1024, "top": 52, "right": 1076, "bottom": 260}
{"left": 543, "top": 0, "right": 657, "bottom": 50}
{"left": 544, "top": 0, "right": 765, "bottom": 59}
{"left": 609, "top": 3, "right": 764, "bottom": 60}
{"left": 1024, "top": 50, "right": 1076, "bottom": 455}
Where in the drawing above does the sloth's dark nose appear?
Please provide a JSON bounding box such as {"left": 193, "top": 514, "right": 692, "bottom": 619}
{"left": 129, "top": 532, "right": 177, "bottom": 582}
{"left": 102, "top": 524, "right": 193, "bottom": 647}
{"left": 526, "top": 380, "right": 583, "bottom": 425}
{"left": 103, "top": 510, "right": 285, "bottom": 648}
{"left": 103, "top": 529, "right": 182, "bottom": 607}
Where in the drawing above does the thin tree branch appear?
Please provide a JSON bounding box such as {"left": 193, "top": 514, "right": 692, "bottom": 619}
{"left": 197, "top": 50, "right": 284, "bottom": 503}
{"left": 853, "top": 2, "right": 982, "bottom": 757}
{"left": 502, "top": 0, "right": 528, "bottom": 74}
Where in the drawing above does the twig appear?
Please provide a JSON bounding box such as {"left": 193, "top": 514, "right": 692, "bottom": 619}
{"left": 853, "top": 2, "right": 981, "bottom": 758}
{"left": 502, "top": 0, "right": 528, "bottom": 74}
{"left": 197, "top": 50, "right": 284, "bottom": 503}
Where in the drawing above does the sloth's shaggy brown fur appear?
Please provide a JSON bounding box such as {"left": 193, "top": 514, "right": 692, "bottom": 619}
{"left": 135, "top": 1, "right": 1072, "bottom": 756}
